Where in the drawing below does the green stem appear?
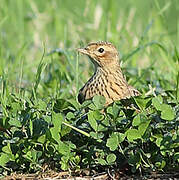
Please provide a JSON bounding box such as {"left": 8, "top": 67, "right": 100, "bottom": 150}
{"left": 62, "top": 122, "right": 90, "bottom": 137}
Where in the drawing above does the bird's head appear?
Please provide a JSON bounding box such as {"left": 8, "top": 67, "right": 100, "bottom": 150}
{"left": 77, "top": 41, "right": 119, "bottom": 67}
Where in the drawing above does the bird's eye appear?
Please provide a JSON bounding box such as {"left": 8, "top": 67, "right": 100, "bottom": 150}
{"left": 98, "top": 48, "right": 104, "bottom": 53}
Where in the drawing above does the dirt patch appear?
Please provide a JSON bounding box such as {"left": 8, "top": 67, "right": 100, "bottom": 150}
{"left": 2, "top": 170, "right": 179, "bottom": 180}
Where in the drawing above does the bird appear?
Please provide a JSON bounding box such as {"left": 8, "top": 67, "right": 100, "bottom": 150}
{"left": 77, "top": 41, "right": 140, "bottom": 106}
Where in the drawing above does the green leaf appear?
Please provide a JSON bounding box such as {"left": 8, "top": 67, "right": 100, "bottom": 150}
{"left": 11, "top": 102, "right": 21, "bottom": 113}
{"left": 106, "top": 133, "right": 118, "bottom": 151}
{"left": 133, "top": 113, "right": 148, "bottom": 127}
{"left": 152, "top": 95, "right": 163, "bottom": 111}
{"left": 112, "top": 103, "right": 120, "bottom": 119}
{"left": 60, "top": 125, "right": 71, "bottom": 137}
{"left": 54, "top": 99, "right": 74, "bottom": 111}
{"left": 92, "top": 95, "right": 105, "bottom": 109}
{"left": 106, "top": 153, "right": 116, "bottom": 164}
{"left": 60, "top": 163, "right": 68, "bottom": 170}
{"left": 156, "top": 137, "right": 163, "bottom": 147}
{"left": 134, "top": 97, "right": 150, "bottom": 110}
{"left": 107, "top": 106, "right": 113, "bottom": 115}
{"left": 0, "top": 153, "right": 10, "bottom": 167}
{"left": 52, "top": 112, "right": 63, "bottom": 131}
{"left": 98, "top": 116, "right": 110, "bottom": 131}
{"left": 132, "top": 114, "right": 141, "bottom": 126}
{"left": 118, "top": 132, "right": 126, "bottom": 143}
{"left": 97, "top": 158, "right": 107, "bottom": 165}
{"left": 66, "top": 99, "right": 79, "bottom": 109}
{"left": 50, "top": 127, "right": 60, "bottom": 143}
{"left": 174, "top": 152, "right": 179, "bottom": 162}
{"left": 36, "top": 99, "right": 47, "bottom": 110}
{"left": 44, "top": 115, "right": 51, "bottom": 123}
{"left": 138, "top": 120, "right": 150, "bottom": 136}
{"left": 66, "top": 112, "right": 75, "bottom": 120}
{"left": 2, "top": 144, "right": 12, "bottom": 154}
{"left": 82, "top": 99, "right": 92, "bottom": 108}
{"left": 57, "top": 141, "right": 70, "bottom": 155}
{"left": 88, "top": 111, "right": 98, "bottom": 131}
{"left": 88, "top": 103, "right": 96, "bottom": 110}
{"left": 161, "top": 104, "right": 175, "bottom": 121}
{"left": 126, "top": 129, "right": 141, "bottom": 142}
{"left": 60, "top": 156, "right": 69, "bottom": 170}
{"left": 8, "top": 118, "right": 21, "bottom": 127}
{"left": 90, "top": 132, "right": 103, "bottom": 141}
{"left": 51, "top": 113, "right": 63, "bottom": 141}
{"left": 161, "top": 160, "right": 166, "bottom": 169}
{"left": 93, "top": 110, "right": 104, "bottom": 120}
{"left": 72, "top": 155, "right": 80, "bottom": 165}
{"left": 23, "top": 151, "right": 33, "bottom": 161}
{"left": 31, "top": 150, "right": 37, "bottom": 162}
{"left": 37, "top": 134, "right": 46, "bottom": 143}
{"left": 155, "top": 160, "right": 166, "bottom": 169}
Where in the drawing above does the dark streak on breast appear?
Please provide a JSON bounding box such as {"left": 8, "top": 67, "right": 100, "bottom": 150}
{"left": 114, "top": 82, "right": 124, "bottom": 90}
{"left": 105, "top": 88, "right": 111, "bottom": 99}
{"left": 110, "top": 86, "right": 121, "bottom": 97}
{"left": 110, "top": 82, "right": 121, "bottom": 97}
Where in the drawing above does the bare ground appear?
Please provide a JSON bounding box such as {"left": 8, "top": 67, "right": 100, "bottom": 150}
{"left": 2, "top": 170, "right": 179, "bottom": 180}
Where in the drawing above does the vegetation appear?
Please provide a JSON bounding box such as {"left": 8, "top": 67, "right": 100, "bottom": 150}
{"left": 0, "top": 0, "right": 178, "bottom": 178}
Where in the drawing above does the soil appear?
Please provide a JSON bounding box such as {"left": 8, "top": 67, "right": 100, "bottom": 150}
{"left": 2, "top": 170, "right": 179, "bottom": 180}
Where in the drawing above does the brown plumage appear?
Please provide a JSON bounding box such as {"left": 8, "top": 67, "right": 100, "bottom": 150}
{"left": 77, "top": 41, "right": 140, "bottom": 106}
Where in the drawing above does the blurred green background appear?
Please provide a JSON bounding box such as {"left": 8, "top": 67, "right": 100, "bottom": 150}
{"left": 0, "top": 0, "right": 178, "bottom": 98}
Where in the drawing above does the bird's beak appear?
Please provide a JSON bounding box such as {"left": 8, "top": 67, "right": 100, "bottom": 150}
{"left": 77, "top": 48, "right": 89, "bottom": 55}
